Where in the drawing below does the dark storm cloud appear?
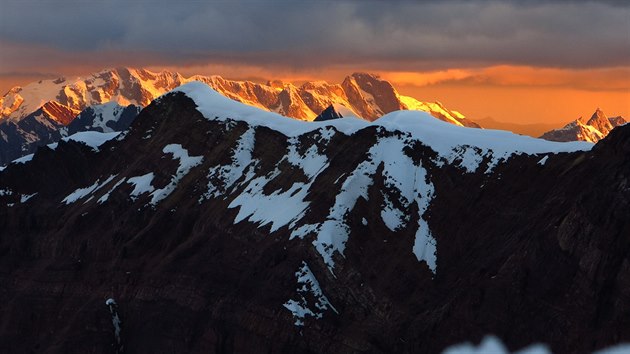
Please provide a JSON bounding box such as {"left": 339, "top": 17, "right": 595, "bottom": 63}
{"left": 0, "top": 0, "right": 628, "bottom": 72}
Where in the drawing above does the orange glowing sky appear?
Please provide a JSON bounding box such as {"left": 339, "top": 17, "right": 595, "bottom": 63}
{"left": 1, "top": 0, "right": 628, "bottom": 134}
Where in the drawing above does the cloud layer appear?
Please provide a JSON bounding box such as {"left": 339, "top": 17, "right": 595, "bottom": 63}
{"left": 1, "top": 0, "right": 628, "bottom": 75}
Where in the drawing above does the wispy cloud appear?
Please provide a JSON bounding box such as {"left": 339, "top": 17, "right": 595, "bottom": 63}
{"left": 383, "top": 66, "right": 630, "bottom": 91}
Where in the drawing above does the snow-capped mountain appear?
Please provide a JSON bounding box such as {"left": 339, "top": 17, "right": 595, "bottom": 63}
{"left": 1, "top": 82, "right": 628, "bottom": 353}
{"left": 66, "top": 102, "right": 141, "bottom": 135}
{"left": 0, "top": 68, "right": 185, "bottom": 122}
{"left": 0, "top": 67, "right": 483, "bottom": 166}
{"left": 0, "top": 68, "right": 478, "bottom": 165}
{"left": 540, "top": 108, "right": 627, "bottom": 143}
{"left": 0, "top": 68, "right": 477, "bottom": 126}
{"left": 0, "top": 102, "right": 140, "bottom": 165}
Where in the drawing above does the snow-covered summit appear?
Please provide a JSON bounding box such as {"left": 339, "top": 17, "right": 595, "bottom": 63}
{"left": 174, "top": 81, "right": 592, "bottom": 172}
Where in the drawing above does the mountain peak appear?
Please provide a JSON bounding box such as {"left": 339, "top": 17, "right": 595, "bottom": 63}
{"left": 590, "top": 107, "right": 606, "bottom": 119}
{"left": 314, "top": 104, "right": 343, "bottom": 122}
{"left": 541, "top": 108, "right": 625, "bottom": 143}
{"left": 313, "top": 103, "right": 358, "bottom": 122}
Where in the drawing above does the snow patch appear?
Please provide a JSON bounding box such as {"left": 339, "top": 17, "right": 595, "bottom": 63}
{"left": 229, "top": 169, "right": 310, "bottom": 232}
{"left": 98, "top": 178, "right": 127, "bottom": 204}
{"left": 127, "top": 173, "right": 155, "bottom": 200}
{"left": 105, "top": 298, "right": 123, "bottom": 351}
{"left": 205, "top": 127, "right": 256, "bottom": 200}
{"left": 12, "top": 154, "right": 34, "bottom": 165}
{"left": 150, "top": 144, "right": 203, "bottom": 205}
{"left": 220, "top": 128, "right": 333, "bottom": 233}
{"left": 62, "top": 131, "right": 120, "bottom": 151}
{"left": 20, "top": 193, "right": 37, "bottom": 203}
{"left": 283, "top": 262, "right": 338, "bottom": 327}
{"left": 62, "top": 175, "right": 116, "bottom": 204}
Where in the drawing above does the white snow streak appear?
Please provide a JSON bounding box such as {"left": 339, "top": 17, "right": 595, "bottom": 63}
{"left": 284, "top": 261, "right": 338, "bottom": 327}
{"left": 205, "top": 127, "right": 256, "bottom": 200}
{"left": 61, "top": 131, "right": 121, "bottom": 151}
{"left": 150, "top": 144, "right": 203, "bottom": 205}
{"left": 62, "top": 175, "right": 116, "bottom": 204}
{"left": 20, "top": 193, "right": 37, "bottom": 203}
{"left": 98, "top": 178, "right": 127, "bottom": 204}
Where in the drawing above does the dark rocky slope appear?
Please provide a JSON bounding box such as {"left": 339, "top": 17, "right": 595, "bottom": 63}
{"left": 0, "top": 89, "right": 628, "bottom": 354}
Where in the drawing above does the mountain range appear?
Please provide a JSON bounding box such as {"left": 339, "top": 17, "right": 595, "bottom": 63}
{"left": 2, "top": 67, "right": 626, "bottom": 168}
{"left": 0, "top": 68, "right": 478, "bottom": 165}
{"left": 1, "top": 82, "right": 628, "bottom": 353}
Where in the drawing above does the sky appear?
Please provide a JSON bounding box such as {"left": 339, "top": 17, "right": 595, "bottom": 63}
{"left": 0, "top": 0, "right": 628, "bottom": 128}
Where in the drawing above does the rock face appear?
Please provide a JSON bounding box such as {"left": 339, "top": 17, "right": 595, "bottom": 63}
{"left": 540, "top": 108, "right": 627, "bottom": 143}
{"left": 0, "top": 84, "right": 627, "bottom": 354}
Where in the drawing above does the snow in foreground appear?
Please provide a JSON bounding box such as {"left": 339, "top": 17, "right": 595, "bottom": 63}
{"left": 442, "top": 336, "right": 630, "bottom": 354}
